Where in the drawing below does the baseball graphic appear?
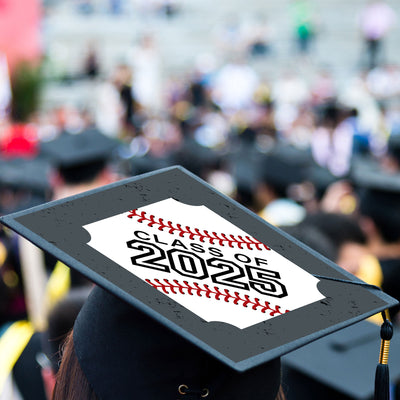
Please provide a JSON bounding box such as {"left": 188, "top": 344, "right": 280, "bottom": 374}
{"left": 83, "top": 198, "right": 324, "bottom": 329}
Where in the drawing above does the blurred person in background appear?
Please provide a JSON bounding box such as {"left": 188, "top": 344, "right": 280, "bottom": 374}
{"left": 241, "top": 14, "right": 275, "bottom": 58}
{"left": 358, "top": 0, "right": 396, "bottom": 70}
{"left": 82, "top": 42, "right": 100, "bottom": 80}
{"left": 211, "top": 56, "right": 259, "bottom": 113}
{"left": 128, "top": 34, "right": 163, "bottom": 114}
{"left": 351, "top": 149, "right": 400, "bottom": 321}
{"left": 310, "top": 103, "right": 353, "bottom": 177}
{"left": 0, "top": 129, "right": 123, "bottom": 400}
{"left": 289, "top": 0, "right": 318, "bottom": 55}
{"left": 310, "top": 68, "right": 336, "bottom": 107}
{"left": 366, "top": 64, "right": 400, "bottom": 102}
{"left": 157, "top": 0, "right": 182, "bottom": 18}
{"left": 272, "top": 70, "right": 310, "bottom": 137}
{"left": 94, "top": 69, "right": 125, "bottom": 138}
{"left": 0, "top": 53, "right": 11, "bottom": 121}
{"left": 112, "top": 64, "right": 137, "bottom": 137}
{"left": 298, "top": 212, "right": 381, "bottom": 284}
{"left": 357, "top": 185, "right": 400, "bottom": 321}
{"left": 129, "top": 116, "right": 183, "bottom": 176}
{"left": 255, "top": 147, "right": 309, "bottom": 226}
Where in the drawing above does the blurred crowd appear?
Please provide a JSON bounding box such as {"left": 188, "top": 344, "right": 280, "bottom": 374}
{"left": 1, "top": 0, "right": 400, "bottom": 399}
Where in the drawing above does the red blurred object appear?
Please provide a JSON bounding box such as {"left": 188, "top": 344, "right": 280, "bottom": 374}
{"left": 1, "top": 123, "right": 38, "bottom": 158}
{"left": 41, "top": 366, "right": 56, "bottom": 400}
{"left": 0, "top": 0, "right": 42, "bottom": 72}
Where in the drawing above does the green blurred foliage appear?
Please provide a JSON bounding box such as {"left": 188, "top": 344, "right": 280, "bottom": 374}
{"left": 11, "top": 61, "right": 43, "bottom": 122}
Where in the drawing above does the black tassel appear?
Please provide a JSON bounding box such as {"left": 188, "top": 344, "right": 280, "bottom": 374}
{"left": 374, "top": 316, "right": 393, "bottom": 400}
{"left": 375, "top": 364, "right": 390, "bottom": 400}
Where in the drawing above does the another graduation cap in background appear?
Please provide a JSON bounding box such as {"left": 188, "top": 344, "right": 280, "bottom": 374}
{"left": 0, "top": 166, "right": 397, "bottom": 400}
{"left": 259, "top": 145, "right": 309, "bottom": 198}
{"left": 353, "top": 159, "right": 400, "bottom": 246}
{"left": 351, "top": 156, "right": 400, "bottom": 195}
{"left": 40, "top": 128, "right": 120, "bottom": 185}
{"left": 351, "top": 156, "right": 400, "bottom": 324}
{"left": 283, "top": 319, "right": 400, "bottom": 400}
{"left": 0, "top": 157, "right": 51, "bottom": 213}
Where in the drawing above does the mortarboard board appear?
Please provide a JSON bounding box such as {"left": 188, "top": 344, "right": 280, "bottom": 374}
{"left": 40, "top": 129, "right": 118, "bottom": 168}
{"left": 351, "top": 156, "right": 400, "bottom": 193}
{"left": 0, "top": 166, "right": 397, "bottom": 399}
{"left": 0, "top": 157, "right": 51, "bottom": 212}
{"left": 282, "top": 320, "right": 400, "bottom": 400}
{"left": 0, "top": 157, "right": 50, "bottom": 194}
{"left": 258, "top": 145, "right": 311, "bottom": 194}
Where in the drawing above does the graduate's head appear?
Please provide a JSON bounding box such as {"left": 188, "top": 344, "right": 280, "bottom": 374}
{"left": 40, "top": 129, "right": 119, "bottom": 191}
{"left": 2, "top": 167, "right": 395, "bottom": 400}
{"left": 53, "top": 286, "right": 283, "bottom": 400}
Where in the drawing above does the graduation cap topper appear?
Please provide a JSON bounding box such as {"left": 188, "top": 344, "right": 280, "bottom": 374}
{"left": 84, "top": 197, "right": 323, "bottom": 330}
{"left": 0, "top": 167, "right": 396, "bottom": 372}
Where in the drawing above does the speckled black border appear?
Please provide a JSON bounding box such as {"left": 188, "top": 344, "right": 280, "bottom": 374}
{"left": 1, "top": 166, "right": 396, "bottom": 371}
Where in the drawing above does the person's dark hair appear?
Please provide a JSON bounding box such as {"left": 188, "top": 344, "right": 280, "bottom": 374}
{"left": 58, "top": 159, "right": 107, "bottom": 185}
{"left": 53, "top": 331, "right": 286, "bottom": 400}
{"left": 235, "top": 184, "right": 256, "bottom": 210}
{"left": 45, "top": 287, "right": 92, "bottom": 373}
{"left": 283, "top": 224, "right": 337, "bottom": 262}
{"left": 301, "top": 212, "right": 366, "bottom": 249}
{"left": 52, "top": 331, "right": 98, "bottom": 400}
{"left": 359, "top": 189, "right": 400, "bottom": 243}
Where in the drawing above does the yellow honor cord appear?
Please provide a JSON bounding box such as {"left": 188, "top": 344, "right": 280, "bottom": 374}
{"left": 45, "top": 261, "right": 71, "bottom": 310}
{"left": 0, "top": 321, "right": 34, "bottom": 394}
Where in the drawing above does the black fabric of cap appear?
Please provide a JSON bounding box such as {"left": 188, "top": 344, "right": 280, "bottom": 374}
{"left": 0, "top": 157, "right": 50, "bottom": 193}
{"left": 40, "top": 129, "right": 118, "bottom": 168}
{"left": 0, "top": 157, "right": 50, "bottom": 212}
{"left": 73, "top": 286, "right": 281, "bottom": 400}
{"left": 259, "top": 146, "right": 310, "bottom": 196}
{"left": 351, "top": 157, "right": 400, "bottom": 243}
{"left": 282, "top": 320, "right": 400, "bottom": 400}
{"left": 351, "top": 156, "right": 400, "bottom": 193}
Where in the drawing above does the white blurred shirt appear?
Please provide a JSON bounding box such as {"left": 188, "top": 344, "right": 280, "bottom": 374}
{"left": 211, "top": 63, "right": 259, "bottom": 112}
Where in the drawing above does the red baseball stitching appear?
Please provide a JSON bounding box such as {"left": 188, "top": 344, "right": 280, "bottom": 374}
{"left": 127, "top": 209, "right": 270, "bottom": 251}
{"left": 145, "top": 278, "right": 289, "bottom": 316}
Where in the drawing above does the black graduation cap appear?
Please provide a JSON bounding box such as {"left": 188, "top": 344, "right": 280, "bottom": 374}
{"left": 0, "top": 157, "right": 51, "bottom": 212}
{"left": 0, "top": 166, "right": 397, "bottom": 399}
{"left": 0, "top": 157, "right": 50, "bottom": 193}
{"left": 351, "top": 156, "right": 400, "bottom": 193}
{"left": 39, "top": 129, "right": 119, "bottom": 184}
{"left": 351, "top": 156, "right": 400, "bottom": 244}
{"left": 258, "top": 145, "right": 310, "bottom": 195}
{"left": 283, "top": 320, "right": 400, "bottom": 400}
{"left": 40, "top": 129, "right": 118, "bottom": 168}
